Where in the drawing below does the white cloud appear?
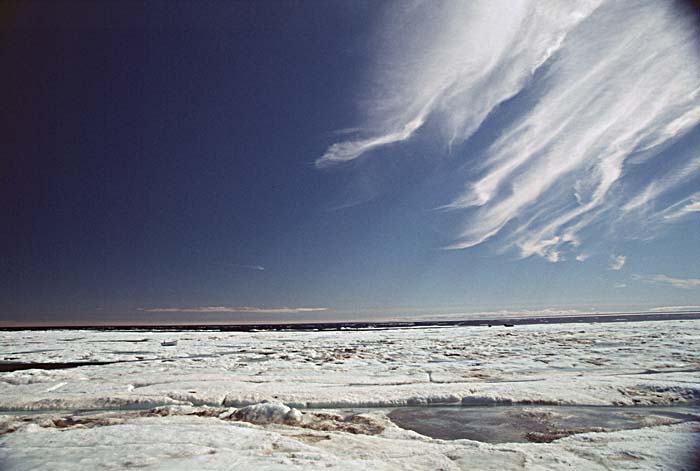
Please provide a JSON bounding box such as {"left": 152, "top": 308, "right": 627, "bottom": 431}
{"left": 139, "top": 306, "right": 328, "bottom": 314}
{"left": 575, "top": 253, "right": 590, "bottom": 262}
{"left": 613, "top": 282, "right": 626, "bottom": 289}
{"left": 446, "top": 2, "right": 699, "bottom": 256}
{"left": 235, "top": 264, "right": 265, "bottom": 271}
{"left": 316, "top": 104, "right": 435, "bottom": 168}
{"left": 650, "top": 305, "right": 700, "bottom": 312}
{"left": 319, "top": 1, "right": 700, "bottom": 261}
{"left": 622, "top": 161, "right": 700, "bottom": 215}
{"left": 660, "top": 193, "right": 700, "bottom": 221}
{"left": 219, "top": 263, "right": 265, "bottom": 271}
{"left": 633, "top": 274, "right": 700, "bottom": 289}
{"left": 609, "top": 255, "right": 626, "bottom": 271}
{"left": 402, "top": 307, "right": 587, "bottom": 321}
{"left": 317, "top": 1, "right": 600, "bottom": 169}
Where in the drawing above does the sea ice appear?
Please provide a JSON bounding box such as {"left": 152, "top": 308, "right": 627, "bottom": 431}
{"left": 0, "top": 319, "right": 698, "bottom": 469}
{"left": 232, "top": 401, "right": 303, "bottom": 425}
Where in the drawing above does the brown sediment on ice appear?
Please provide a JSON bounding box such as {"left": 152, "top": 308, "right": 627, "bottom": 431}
{"left": 0, "top": 403, "right": 387, "bottom": 438}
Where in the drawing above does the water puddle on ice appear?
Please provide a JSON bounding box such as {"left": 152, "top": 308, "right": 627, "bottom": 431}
{"left": 387, "top": 405, "right": 700, "bottom": 443}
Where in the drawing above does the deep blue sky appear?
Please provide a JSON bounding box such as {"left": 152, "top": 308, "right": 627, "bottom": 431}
{"left": 1, "top": 1, "right": 699, "bottom": 325}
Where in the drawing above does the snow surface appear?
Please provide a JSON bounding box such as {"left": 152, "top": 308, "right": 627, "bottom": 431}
{"left": 1, "top": 319, "right": 699, "bottom": 469}
{"left": 1, "top": 410, "right": 698, "bottom": 470}
{"left": 231, "top": 401, "right": 303, "bottom": 425}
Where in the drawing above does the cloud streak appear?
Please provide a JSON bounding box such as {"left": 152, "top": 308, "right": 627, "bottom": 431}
{"left": 633, "top": 274, "right": 700, "bottom": 290}
{"left": 659, "top": 193, "right": 700, "bottom": 221}
{"left": 650, "top": 305, "right": 700, "bottom": 312}
{"left": 319, "top": 1, "right": 700, "bottom": 261}
{"left": 219, "top": 263, "right": 265, "bottom": 271}
{"left": 140, "top": 306, "right": 328, "bottom": 314}
{"left": 400, "top": 308, "right": 589, "bottom": 322}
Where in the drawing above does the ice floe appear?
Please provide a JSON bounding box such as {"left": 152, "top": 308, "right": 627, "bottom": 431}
{"left": 0, "top": 319, "right": 699, "bottom": 469}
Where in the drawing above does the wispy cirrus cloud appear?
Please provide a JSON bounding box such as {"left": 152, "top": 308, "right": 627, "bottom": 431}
{"left": 218, "top": 263, "right": 265, "bottom": 271}
{"left": 234, "top": 264, "right": 265, "bottom": 271}
{"left": 139, "top": 306, "right": 328, "bottom": 314}
{"left": 659, "top": 193, "right": 700, "bottom": 221}
{"left": 633, "top": 274, "right": 700, "bottom": 290}
{"left": 319, "top": 1, "right": 700, "bottom": 262}
{"left": 317, "top": 1, "right": 597, "bottom": 169}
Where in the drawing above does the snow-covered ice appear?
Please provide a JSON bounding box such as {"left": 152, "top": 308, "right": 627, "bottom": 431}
{"left": 1, "top": 319, "right": 699, "bottom": 469}
{"left": 231, "top": 401, "right": 303, "bottom": 425}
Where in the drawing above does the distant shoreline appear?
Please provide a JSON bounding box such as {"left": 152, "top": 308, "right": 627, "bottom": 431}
{"left": 1, "top": 311, "right": 699, "bottom": 332}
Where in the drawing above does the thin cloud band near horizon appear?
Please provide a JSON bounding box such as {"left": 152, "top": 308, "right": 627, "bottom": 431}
{"left": 139, "top": 306, "right": 329, "bottom": 314}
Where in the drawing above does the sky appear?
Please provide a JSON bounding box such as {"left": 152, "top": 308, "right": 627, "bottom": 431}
{"left": 1, "top": 0, "right": 699, "bottom": 325}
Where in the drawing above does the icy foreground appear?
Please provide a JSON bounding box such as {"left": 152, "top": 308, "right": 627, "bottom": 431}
{"left": 1, "top": 319, "right": 699, "bottom": 470}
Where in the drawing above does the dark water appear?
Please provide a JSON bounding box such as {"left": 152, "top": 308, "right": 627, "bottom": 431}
{"left": 2, "top": 312, "right": 699, "bottom": 332}
{"left": 0, "top": 360, "right": 117, "bottom": 372}
{"left": 387, "top": 405, "right": 700, "bottom": 443}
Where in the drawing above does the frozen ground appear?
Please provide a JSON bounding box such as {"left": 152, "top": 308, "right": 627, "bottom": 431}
{"left": 1, "top": 319, "right": 699, "bottom": 469}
